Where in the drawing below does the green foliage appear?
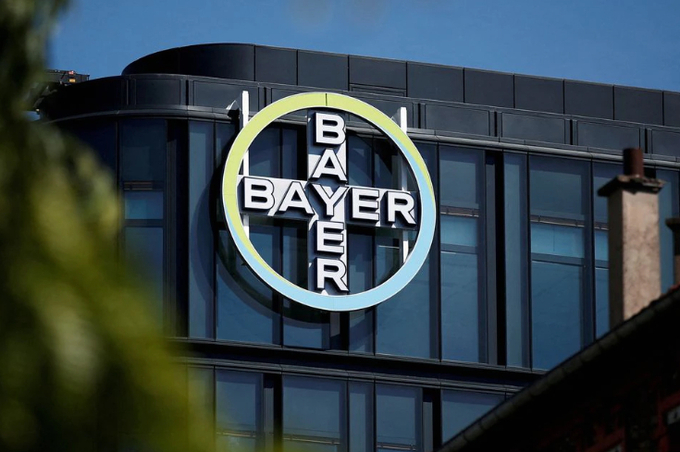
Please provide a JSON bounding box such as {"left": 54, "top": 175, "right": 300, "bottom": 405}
{"left": 0, "top": 1, "right": 212, "bottom": 450}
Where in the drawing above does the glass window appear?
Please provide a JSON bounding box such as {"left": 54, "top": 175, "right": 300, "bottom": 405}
{"left": 376, "top": 385, "right": 421, "bottom": 452}
{"left": 249, "top": 127, "right": 280, "bottom": 177}
{"left": 348, "top": 229, "right": 374, "bottom": 353}
{"left": 658, "top": 169, "right": 679, "bottom": 291}
{"left": 124, "top": 227, "right": 164, "bottom": 317}
{"left": 123, "top": 191, "right": 164, "bottom": 220}
{"left": 282, "top": 223, "right": 330, "bottom": 349}
{"left": 348, "top": 134, "right": 372, "bottom": 187}
{"left": 349, "top": 382, "right": 373, "bottom": 452}
{"left": 189, "top": 121, "right": 215, "bottom": 338}
{"left": 529, "top": 156, "right": 589, "bottom": 370}
{"left": 283, "top": 376, "right": 346, "bottom": 452}
{"left": 376, "top": 256, "right": 434, "bottom": 358}
{"left": 188, "top": 367, "right": 214, "bottom": 444}
{"left": 216, "top": 371, "right": 263, "bottom": 452}
{"left": 216, "top": 227, "right": 280, "bottom": 345}
{"left": 120, "top": 119, "right": 166, "bottom": 182}
{"left": 504, "top": 153, "right": 529, "bottom": 367}
{"left": 440, "top": 147, "right": 485, "bottom": 363}
{"left": 593, "top": 163, "right": 619, "bottom": 338}
{"left": 441, "top": 390, "right": 504, "bottom": 441}
{"left": 62, "top": 119, "right": 117, "bottom": 172}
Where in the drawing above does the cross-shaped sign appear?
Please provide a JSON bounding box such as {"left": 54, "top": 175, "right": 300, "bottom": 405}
{"left": 238, "top": 110, "right": 419, "bottom": 295}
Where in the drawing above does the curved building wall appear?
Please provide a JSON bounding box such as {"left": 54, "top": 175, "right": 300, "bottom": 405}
{"left": 43, "top": 43, "right": 680, "bottom": 451}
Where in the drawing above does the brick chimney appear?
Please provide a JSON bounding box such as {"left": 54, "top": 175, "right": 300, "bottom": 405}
{"left": 597, "top": 148, "right": 664, "bottom": 326}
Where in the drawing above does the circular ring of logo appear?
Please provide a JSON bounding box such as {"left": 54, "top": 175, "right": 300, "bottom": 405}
{"left": 222, "top": 92, "right": 436, "bottom": 311}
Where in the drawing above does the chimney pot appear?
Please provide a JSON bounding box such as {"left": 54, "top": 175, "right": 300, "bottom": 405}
{"left": 623, "top": 147, "right": 644, "bottom": 177}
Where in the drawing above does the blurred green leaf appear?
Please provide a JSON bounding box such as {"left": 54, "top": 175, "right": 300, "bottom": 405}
{"left": 0, "top": 1, "right": 213, "bottom": 451}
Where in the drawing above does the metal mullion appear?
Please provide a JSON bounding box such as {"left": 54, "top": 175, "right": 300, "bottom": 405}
{"left": 584, "top": 161, "right": 596, "bottom": 347}
{"left": 525, "top": 154, "right": 533, "bottom": 369}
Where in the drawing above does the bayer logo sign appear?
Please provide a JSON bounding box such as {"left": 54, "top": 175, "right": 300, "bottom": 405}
{"left": 222, "top": 93, "right": 436, "bottom": 311}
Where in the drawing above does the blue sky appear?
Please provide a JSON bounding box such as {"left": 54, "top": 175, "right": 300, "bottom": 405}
{"left": 50, "top": 0, "right": 680, "bottom": 91}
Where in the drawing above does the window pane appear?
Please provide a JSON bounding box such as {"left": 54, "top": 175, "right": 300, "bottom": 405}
{"left": 124, "top": 191, "right": 164, "bottom": 220}
{"left": 216, "top": 371, "right": 262, "bottom": 452}
{"left": 440, "top": 215, "right": 477, "bottom": 248}
{"left": 376, "top": 385, "right": 421, "bottom": 452}
{"left": 348, "top": 230, "right": 374, "bottom": 353}
{"left": 282, "top": 127, "right": 304, "bottom": 179}
{"left": 120, "top": 119, "right": 166, "bottom": 182}
{"left": 62, "top": 119, "right": 116, "bottom": 171}
{"left": 188, "top": 367, "right": 214, "bottom": 445}
{"left": 216, "top": 229, "right": 280, "bottom": 345}
{"left": 439, "top": 147, "right": 481, "bottom": 209}
{"left": 440, "top": 148, "right": 484, "bottom": 364}
{"left": 593, "top": 163, "right": 619, "bottom": 224}
{"left": 530, "top": 157, "right": 586, "bottom": 220}
{"left": 282, "top": 223, "right": 330, "bottom": 349}
{"left": 658, "top": 170, "right": 679, "bottom": 291}
{"left": 441, "top": 390, "right": 504, "bottom": 441}
{"left": 347, "top": 134, "right": 372, "bottom": 187}
{"left": 595, "top": 267, "right": 609, "bottom": 338}
{"left": 504, "top": 153, "right": 528, "bottom": 368}
{"left": 124, "top": 227, "right": 163, "bottom": 316}
{"left": 283, "top": 377, "right": 345, "bottom": 452}
{"left": 349, "top": 382, "right": 373, "bottom": 452}
{"left": 531, "top": 261, "right": 582, "bottom": 370}
{"left": 189, "top": 121, "right": 215, "bottom": 338}
{"left": 530, "top": 223, "right": 584, "bottom": 259}
{"left": 250, "top": 127, "right": 280, "bottom": 177}
{"left": 376, "top": 257, "right": 433, "bottom": 359}
{"left": 441, "top": 251, "right": 483, "bottom": 362}
{"left": 374, "top": 138, "right": 398, "bottom": 189}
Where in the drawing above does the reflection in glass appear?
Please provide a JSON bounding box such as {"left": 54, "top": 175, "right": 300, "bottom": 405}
{"left": 658, "top": 170, "right": 679, "bottom": 291}
{"left": 440, "top": 147, "right": 484, "bottom": 363}
{"left": 216, "top": 371, "right": 262, "bottom": 452}
{"left": 531, "top": 261, "right": 582, "bottom": 370}
{"left": 120, "top": 119, "right": 166, "bottom": 182}
{"left": 376, "top": 385, "right": 421, "bottom": 452}
{"left": 504, "top": 153, "right": 528, "bottom": 367}
{"left": 349, "top": 382, "right": 373, "bottom": 452}
{"left": 124, "top": 191, "right": 164, "bottom": 220}
{"left": 441, "top": 390, "right": 503, "bottom": 441}
{"left": 283, "top": 376, "right": 345, "bottom": 452}
{"left": 124, "top": 227, "right": 164, "bottom": 316}
{"left": 529, "top": 156, "right": 588, "bottom": 370}
{"left": 216, "top": 227, "right": 280, "bottom": 345}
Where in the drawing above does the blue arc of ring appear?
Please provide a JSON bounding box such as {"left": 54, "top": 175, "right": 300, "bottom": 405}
{"left": 222, "top": 93, "right": 436, "bottom": 312}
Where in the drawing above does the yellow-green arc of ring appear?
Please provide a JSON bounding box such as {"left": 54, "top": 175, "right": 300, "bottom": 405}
{"left": 221, "top": 92, "right": 436, "bottom": 311}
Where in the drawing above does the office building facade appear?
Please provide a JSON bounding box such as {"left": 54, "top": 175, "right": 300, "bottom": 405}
{"left": 40, "top": 43, "right": 680, "bottom": 451}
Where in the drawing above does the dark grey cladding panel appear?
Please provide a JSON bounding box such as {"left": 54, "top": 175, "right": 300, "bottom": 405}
{"left": 464, "top": 69, "right": 514, "bottom": 108}
{"left": 352, "top": 95, "right": 415, "bottom": 127}
{"left": 514, "top": 75, "right": 563, "bottom": 114}
{"left": 270, "top": 88, "right": 306, "bottom": 119}
{"left": 500, "top": 112, "right": 566, "bottom": 144}
{"left": 664, "top": 92, "right": 680, "bottom": 127}
{"left": 133, "top": 78, "right": 184, "bottom": 106}
{"left": 41, "top": 77, "right": 127, "bottom": 119}
{"left": 651, "top": 129, "right": 680, "bottom": 157}
{"left": 349, "top": 56, "right": 406, "bottom": 90}
{"left": 180, "top": 44, "right": 255, "bottom": 80}
{"left": 564, "top": 81, "right": 613, "bottom": 119}
{"left": 255, "top": 47, "right": 297, "bottom": 85}
{"left": 614, "top": 86, "right": 663, "bottom": 125}
{"left": 424, "top": 104, "right": 491, "bottom": 136}
{"left": 192, "top": 81, "right": 258, "bottom": 109}
{"left": 298, "top": 51, "right": 348, "bottom": 90}
{"left": 407, "top": 63, "right": 463, "bottom": 102}
{"left": 576, "top": 121, "right": 640, "bottom": 151}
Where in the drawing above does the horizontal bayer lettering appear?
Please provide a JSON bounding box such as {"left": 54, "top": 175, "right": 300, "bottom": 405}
{"left": 238, "top": 175, "right": 418, "bottom": 229}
